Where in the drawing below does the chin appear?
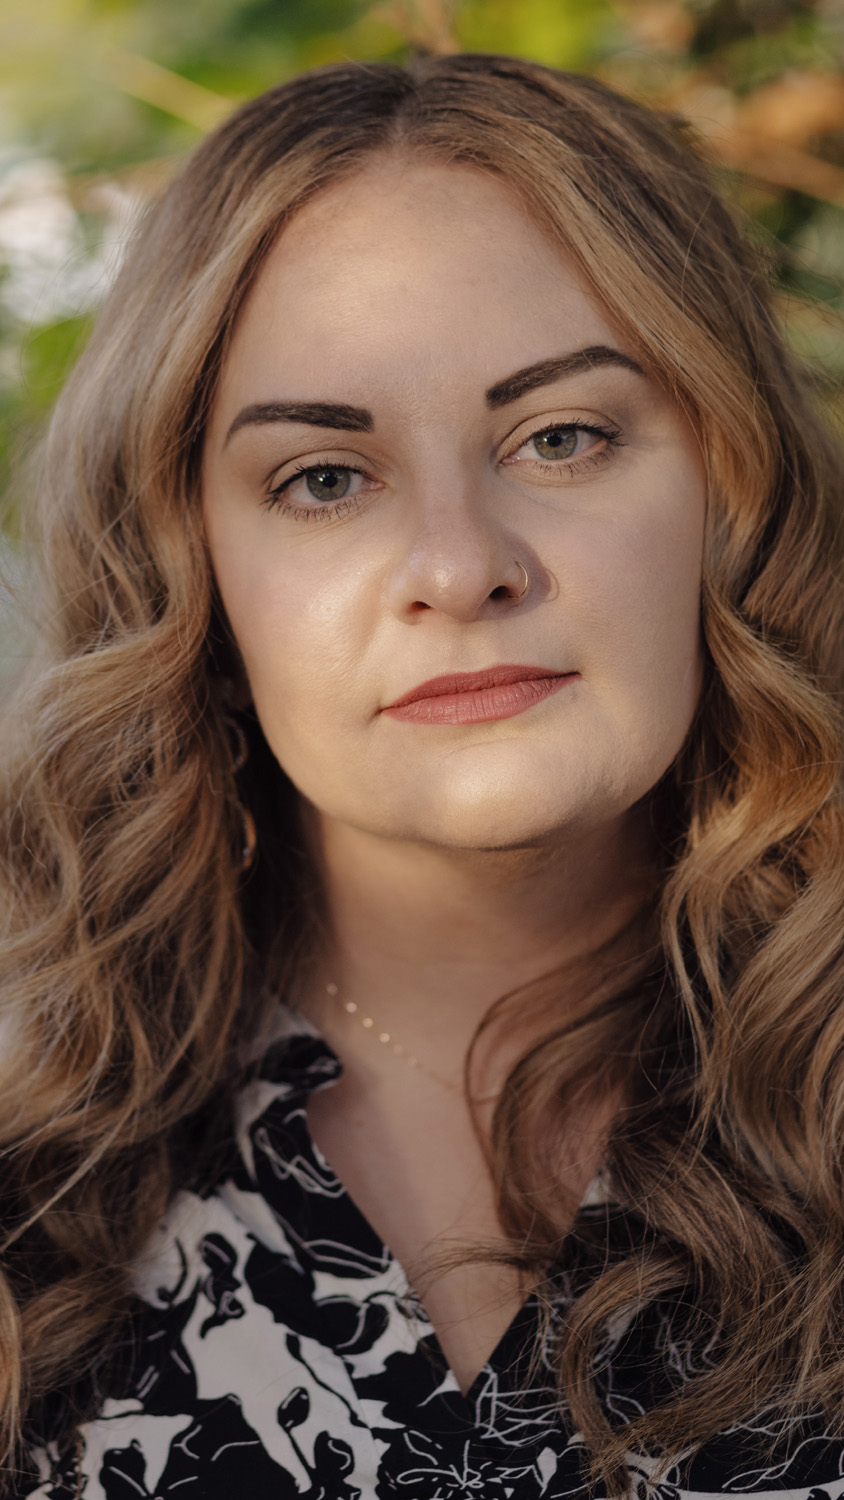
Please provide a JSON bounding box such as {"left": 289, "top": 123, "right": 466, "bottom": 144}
{"left": 374, "top": 777, "right": 609, "bottom": 852}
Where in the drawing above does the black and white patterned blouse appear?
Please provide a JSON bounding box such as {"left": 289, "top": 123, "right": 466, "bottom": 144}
{"left": 20, "top": 1013, "right": 844, "bottom": 1498}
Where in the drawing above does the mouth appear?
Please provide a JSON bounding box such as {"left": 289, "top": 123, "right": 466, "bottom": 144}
{"left": 381, "top": 664, "right": 579, "bottom": 726}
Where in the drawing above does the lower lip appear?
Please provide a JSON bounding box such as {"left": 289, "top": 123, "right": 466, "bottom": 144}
{"left": 382, "top": 674, "right": 577, "bottom": 725}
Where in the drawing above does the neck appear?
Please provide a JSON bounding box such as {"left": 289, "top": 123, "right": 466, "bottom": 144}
{"left": 296, "top": 804, "right": 658, "bottom": 1082}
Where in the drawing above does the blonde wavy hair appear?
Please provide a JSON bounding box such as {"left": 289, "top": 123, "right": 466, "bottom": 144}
{"left": 1, "top": 52, "right": 843, "bottom": 1493}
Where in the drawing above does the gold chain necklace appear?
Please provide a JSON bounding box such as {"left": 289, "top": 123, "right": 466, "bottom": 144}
{"left": 324, "top": 982, "right": 501, "bottom": 1101}
{"left": 325, "top": 981, "right": 460, "bottom": 1091}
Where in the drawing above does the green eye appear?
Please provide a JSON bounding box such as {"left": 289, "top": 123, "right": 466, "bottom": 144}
{"left": 532, "top": 428, "right": 578, "bottom": 460}
{"left": 305, "top": 468, "right": 352, "bottom": 501}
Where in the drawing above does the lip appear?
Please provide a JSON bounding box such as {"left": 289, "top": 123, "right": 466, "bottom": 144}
{"left": 382, "top": 664, "right": 578, "bottom": 726}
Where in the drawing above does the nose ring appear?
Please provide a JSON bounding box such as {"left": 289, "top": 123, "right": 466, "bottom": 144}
{"left": 514, "top": 560, "right": 530, "bottom": 600}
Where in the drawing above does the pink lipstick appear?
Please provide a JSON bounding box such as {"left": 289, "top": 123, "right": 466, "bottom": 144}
{"left": 382, "top": 665, "right": 577, "bottom": 725}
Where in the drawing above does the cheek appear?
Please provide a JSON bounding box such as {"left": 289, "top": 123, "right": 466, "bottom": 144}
{"left": 621, "top": 513, "right": 703, "bottom": 656}
{"left": 570, "top": 478, "right": 705, "bottom": 742}
{"left": 210, "top": 534, "right": 375, "bottom": 740}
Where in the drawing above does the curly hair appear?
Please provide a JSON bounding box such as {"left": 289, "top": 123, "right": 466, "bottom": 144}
{"left": 1, "top": 52, "right": 843, "bottom": 1494}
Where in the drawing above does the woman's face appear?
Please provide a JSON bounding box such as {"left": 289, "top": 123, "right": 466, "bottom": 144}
{"left": 202, "top": 158, "right": 706, "bottom": 850}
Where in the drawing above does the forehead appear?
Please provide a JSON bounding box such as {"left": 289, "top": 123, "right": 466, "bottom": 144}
{"left": 214, "top": 157, "right": 623, "bottom": 417}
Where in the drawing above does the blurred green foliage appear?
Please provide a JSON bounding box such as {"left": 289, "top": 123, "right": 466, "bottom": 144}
{"left": 1, "top": 0, "right": 843, "bottom": 514}
{"left": 18, "top": 316, "right": 94, "bottom": 412}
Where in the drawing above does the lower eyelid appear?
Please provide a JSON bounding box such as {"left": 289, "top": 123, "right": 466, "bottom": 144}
{"left": 269, "top": 494, "right": 364, "bottom": 523}
{"left": 535, "top": 449, "right": 614, "bottom": 476}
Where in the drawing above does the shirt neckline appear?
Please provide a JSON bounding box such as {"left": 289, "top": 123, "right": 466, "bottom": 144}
{"left": 249, "top": 1001, "right": 612, "bottom": 1206}
{"left": 228, "top": 1003, "right": 614, "bottom": 1408}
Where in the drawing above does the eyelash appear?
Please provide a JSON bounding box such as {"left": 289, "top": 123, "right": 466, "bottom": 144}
{"left": 262, "top": 420, "right": 623, "bottom": 521}
{"left": 263, "top": 464, "right": 370, "bottom": 522}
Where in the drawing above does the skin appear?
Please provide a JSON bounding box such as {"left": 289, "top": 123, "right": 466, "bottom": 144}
{"left": 201, "top": 156, "right": 707, "bottom": 1391}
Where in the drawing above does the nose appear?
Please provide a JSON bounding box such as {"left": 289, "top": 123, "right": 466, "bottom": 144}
{"left": 386, "top": 480, "right": 531, "bottom": 624}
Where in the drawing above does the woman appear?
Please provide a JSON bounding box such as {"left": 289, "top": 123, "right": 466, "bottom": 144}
{"left": 2, "top": 50, "right": 843, "bottom": 1499}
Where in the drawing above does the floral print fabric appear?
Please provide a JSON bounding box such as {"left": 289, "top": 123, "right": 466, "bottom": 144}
{"left": 19, "top": 1016, "right": 844, "bottom": 1499}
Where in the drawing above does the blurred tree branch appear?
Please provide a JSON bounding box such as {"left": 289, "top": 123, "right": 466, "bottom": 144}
{"left": 102, "top": 49, "right": 234, "bottom": 133}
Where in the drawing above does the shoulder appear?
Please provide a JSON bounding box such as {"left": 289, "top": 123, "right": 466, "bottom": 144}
{"left": 14, "top": 1014, "right": 385, "bottom": 1498}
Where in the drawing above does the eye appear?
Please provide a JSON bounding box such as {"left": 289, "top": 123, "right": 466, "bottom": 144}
{"left": 298, "top": 466, "right": 356, "bottom": 502}
{"left": 530, "top": 427, "right": 579, "bottom": 460}
{"left": 264, "top": 461, "right": 375, "bottom": 515}
{"left": 525, "top": 424, "right": 610, "bottom": 461}
{"left": 503, "top": 419, "right": 622, "bottom": 479}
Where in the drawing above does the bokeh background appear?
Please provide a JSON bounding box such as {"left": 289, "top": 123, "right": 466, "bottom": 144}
{"left": 1, "top": 0, "right": 843, "bottom": 535}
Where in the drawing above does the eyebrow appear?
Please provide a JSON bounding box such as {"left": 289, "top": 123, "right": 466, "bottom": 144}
{"left": 224, "top": 344, "right": 646, "bottom": 446}
{"left": 485, "top": 345, "right": 645, "bottom": 409}
{"left": 225, "top": 400, "right": 373, "bottom": 446}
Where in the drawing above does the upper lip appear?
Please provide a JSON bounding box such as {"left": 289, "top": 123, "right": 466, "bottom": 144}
{"left": 384, "top": 664, "right": 572, "bottom": 708}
